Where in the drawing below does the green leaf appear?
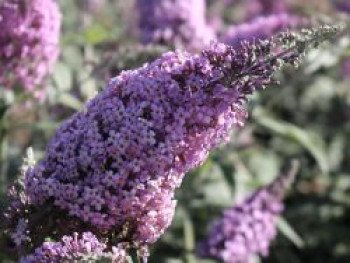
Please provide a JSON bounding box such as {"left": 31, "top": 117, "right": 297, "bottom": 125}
{"left": 200, "top": 164, "right": 232, "bottom": 207}
{"left": 0, "top": 136, "right": 9, "bottom": 194}
{"left": 83, "top": 24, "right": 110, "bottom": 45}
{"left": 165, "top": 259, "right": 183, "bottom": 263}
{"left": 52, "top": 62, "right": 73, "bottom": 92}
{"left": 277, "top": 217, "right": 305, "bottom": 248}
{"left": 248, "top": 255, "right": 261, "bottom": 263}
{"left": 328, "top": 134, "right": 345, "bottom": 171}
{"left": 248, "top": 150, "right": 280, "bottom": 185}
{"left": 253, "top": 108, "right": 329, "bottom": 173}
{"left": 195, "top": 259, "right": 217, "bottom": 263}
{"left": 182, "top": 210, "right": 196, "bottom": 263}
{"left": 32, "top": 121, "right": 60, "bottom": 132}
{"left": 62, "top": 46, "right": 84, "bottom": 70}
{"left": 183, "top": 210, "right": 195, "bottom": 252}
{"left": 58, "top": 93, "right": 83, "bottom": 111}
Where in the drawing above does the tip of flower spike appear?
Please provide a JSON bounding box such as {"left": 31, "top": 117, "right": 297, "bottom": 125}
{"left": 220, "top": 13, "right": 308, "bottom": 49}
{"left": 196, "top": 161, "right": 300, "bottom": 262}
{"left": 276, "top": 23, "right": 344, "bottom": 51}
{"left": 269, "top": 160, "right": 300, "bottom": 199}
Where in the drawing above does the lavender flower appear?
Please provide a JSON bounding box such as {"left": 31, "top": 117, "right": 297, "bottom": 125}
{"left": 220, "top": 14, "right": 306, "bottom": 49}
{"left": 0, "top": 0, "right": 61, "bottom": 101}
{"left": 20, "top": 232, "right": 126, "bottom": 263}
{"left": 4, "top": 25, "right": 340, "bottom": 256}
{"left": 197, "top": 162, "right": 299, "bottom": 263}
{"left": 136, "top": 0, "right": 216, "bottom": 51}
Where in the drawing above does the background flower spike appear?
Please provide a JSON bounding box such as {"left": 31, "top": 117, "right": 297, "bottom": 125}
{"left": 197, "top": 160, "right": 300, "bottom": 263}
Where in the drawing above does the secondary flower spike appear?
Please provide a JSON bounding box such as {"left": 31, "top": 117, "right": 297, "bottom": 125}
{"left": 20, "top": 232, "right": 127, "bottom": 263}
{"left": 0, "top": 0, "right": 61, "bottom": 101}
{"left": 136, "top": 0, "right": 216, "bottom": 51}
{"left": 220, "top": 14, "right": 306, "bottom": 49}
{"left": 245, "top": 0, "right": 290, "bottom": 18}
{"left": 4, "top": 25, "right": 341, "bottom": 256}
{"left": 224, "top": 0, "right": 290, "bottom": 22}
{"left": 197, "top": 161, "right": 299, "bottom": 263}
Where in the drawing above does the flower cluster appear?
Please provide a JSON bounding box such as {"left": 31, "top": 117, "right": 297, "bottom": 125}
{"left": 22, "top": 40, "right": 290, "bottom": 245}
{"left": 5, "top": 24, "right": 340, "bottom": 257}
{"left": 220, "top": 14, "right": 306, "bottom": 49}
{"left": 0, "top": 0, "right": 61, "bottom": 101}
{"left": 22, "top": 42, "right": 256, "bottom": 245}
{"left": 136, "top": 0, "right": 216, "bottom": 51}
{"left": 21, "top": 232, "right": 126, "bottom": 263}
{"left": 197, "top": 162, "right": 299, "bottom": 263}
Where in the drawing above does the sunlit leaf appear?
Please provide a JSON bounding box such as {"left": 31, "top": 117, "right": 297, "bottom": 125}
{"left": 83, "top": 24, "right": 110, "bottom": 45}
{"left": 277, "top": 217, "right": 305, "bottom": 248}
{"left": 52, "top": 62, "right": 73, "bottom": 92}
{"left": 58, "top": 93, "right": 83, "bottom": 111}
{"left": 253, "top": 108, "right": 329, "bottom": 173}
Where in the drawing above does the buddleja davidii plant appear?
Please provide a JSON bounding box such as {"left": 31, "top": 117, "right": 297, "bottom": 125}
{"left": 2, "top": 24, "right": 343, "bottom": 263}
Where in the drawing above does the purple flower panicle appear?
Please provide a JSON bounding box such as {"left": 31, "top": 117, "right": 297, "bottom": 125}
{"left": 245, "top": 0, "right": 290, "bottom": 18}
{"left": 21, "top": 232, "right": 126, "bottom": 263}
{"left": 136, "top": 0, "right": 216, "bottom": 51}
{"left": 23, "top": 42, "right": 255, "bottom": 245}
{"left": 4, "top": 25, "right": 340, "bottom": 255}
{"left": 23, "top": 39, "right": 292, "bottom": 245}
{"left": 197, "top": 162, "right": 299, "bottom": 263}
{"left": 0, "top": 0, "right": 61, "bottom": 101}
{"left": 220, "top": 14, "right": 306, "bottom": 49}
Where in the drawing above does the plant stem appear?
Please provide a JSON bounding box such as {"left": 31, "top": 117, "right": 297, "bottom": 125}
{"left": 183, "top": 209, "right": 196, "bottom": 263}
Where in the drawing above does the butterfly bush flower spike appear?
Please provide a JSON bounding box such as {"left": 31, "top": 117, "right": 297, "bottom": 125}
{"left": 21, "top": 232, "right": 127, "bottom": 263}
{"left": 220, "top": 14, "right": 306, "bottom": 49}
{"left": 0, "top": 0, "right": 61, "bottom": 101}
{"left": 136, "top": 0, "right": 216, "bottom": 51}
{"left": 197, "top": 162, "right": 299, "bottom": 263}
{"left": 4, "top": 25, "right": 341, "bottom": 259}
{"left": 245, "top": 0, "right": 290, "bottom": 18}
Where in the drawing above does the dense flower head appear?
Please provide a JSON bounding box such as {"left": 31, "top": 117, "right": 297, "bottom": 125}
{"left": 220, "top": 14, "right": 306, "bottom": 49}
{"left": 0, "top": 0, "right": 61, "bottom": 101}
{"left": 21, "top": 40, "right": 291, "bottom": 245}
{"left": 22, "top": 42, "right": 254, "bottom": 245}
{"left": 5, "top": 25, "right": 340, "bottom": 252}
{"left": 197, "top": 163, "right": 298, "bottom": 263}
{"left": 136, "top": 0, "right": 216, "bottom": 51}
{"left": 20, "top": 232, "right": 127, "bottom": 263}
